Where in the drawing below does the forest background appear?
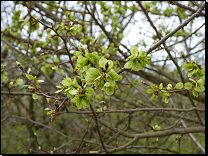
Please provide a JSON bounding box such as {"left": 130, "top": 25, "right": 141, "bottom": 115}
{"left": 1, "top": 1, "right": 205, "bottom": 154}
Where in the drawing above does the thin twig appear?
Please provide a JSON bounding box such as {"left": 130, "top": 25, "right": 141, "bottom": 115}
{"left": 74, "top": 116, "right": 93, "bottom": 154}
{"left": 117, "top": 61, "right": 158, "bottom": 108}
{"left": 105, "top": 116, "right": 129, "bottom": 141}
{"left": 89, "top": 104, "right": 107, "bottom": 153}
{"left": 26, "top": 1, "right": 32, "bottom": 56}
{"left": 181, "top": 119, "right": 205, "bottom": 153}
{"left": 145, "top": 3, "right": 205, "bottom": 55}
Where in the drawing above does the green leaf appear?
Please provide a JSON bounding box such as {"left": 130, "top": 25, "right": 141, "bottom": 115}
{"left": 89, "top": 52, "right": 100, "bottom": 63}
{"left": 139, "top": 50, "right": 146, "bottom": 57}
{"left": 37, "top": 80, "right": 44, "bottom": 83}
{"left": 47, "top": 110, "right": 55, "bottom": 115}
{"left": 108, "top": 69, "right": 122, "bottom": 81}
{"left": 192, "top": 90, "right": 198, "bottom": 97}
{"left": 174, "top": 82, "right": 183, "bottom": 89}
{"left": 62, "top": 77, "right": 72, "bottom": 87}
{"left": 154, "top": 125, "right": 161, "bottom": 130}
{"left": 56, "top": 85, "right": 63, "bottom": 88}
{"left": 150, "top": 84, "right": 157, "bottom": 89}
{"left": 76, "top": 99, "right": 82, "bottom": 109}
{"left": 182, "top": 62, "right": 193, "bottom": 70}
{"left": 85, "top": 67, "right": 100, "bottom": 84}
{"left": 159, "top": 83, "right": 163, "bottom": 90}
{"left": 16, "top": 61, "right": 21, "bottom": 65}
{"left": 71, "top": 96, "right": 80, "bottom": 103}
{"left": 44, "top": 108, "right": 51, "bottom": 111}
{"left": 132, "top": 60, "right": 143, "bottom": 71}
{"left": 189, "top": 78, "right": 196, "bottom": 83}
{"left": 166, "top": 84, "right": 172, "bottom": 90}
{"left": 194, "top": 86, "right": 205, "bottom": 92}
{"left": 9, "top": 81, "right": 13, "bottom": 87}
{"left": 197, "top": 79, "right": 204, "bottom": 86}
{"left": 52, "top": 66, "right": 58, "bottom": 70}
{"left": 163, "top": 96, "right": 169, "bottom": 103}
{"left": 68, "top": 89, "right": 78, "bottom": 95}
{"left": 104, "top": 82, "right": 111, "bottom": 87}
{"left": 184, "top": 82, "right": 193, "bottom": 90}
{"left": 130, "top": 45, "right": 138, "bottom": 56}
{"left": 147, "top": 89, "right": 154, "bottom": 94}
{"left": 104, "top": 86, "right": 114, "bottom": 95}
{"left": 55, "top": 89, "right": 63, "bottom": 93}
{"left": 108, "top": 78, "right": 116, "bottom": 87}
{"left": 26, "top": 74, "right": 34, "bottom": 80}
{"left": 21, "top": 85, "right": 28, "bottom": 89}
{"left": 99, "top": 57, "right": 108, "bottom": 69}
{"left": 27, "top": 68, "right": 31, "bottom": 74}
{"left": 188, "top": 69, "right": 196, "bottom": 78}
{"left": 124, "top": 60, "right": 134, "bottom": 69}
{"left": 80, "top": 97, "right": 88, "bottom": 108}
{"left": 32, "top": 93, "right": 39, "bottom": 99}
{"left": 16, "top": 78, "right": 23, "bottom": 85}
{"left": 85, "top": 87, "right": 94, "bottom": 94}
{"left": 58, "top": 68, "right": 62, "bottom": 74}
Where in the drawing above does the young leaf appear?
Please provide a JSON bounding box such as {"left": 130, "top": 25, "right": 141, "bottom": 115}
{"left": 147, "top": 89, "right": 154, "bottom": 94}
{"left": 182, "top": 62, "right": 193, "bottom": 70}
{"left": 85, "top": 67, "right": 100, "bottom": 84}
{"left": 163, "top": 96, "right": 169, "bottom": 103}
{"left": 26, "top": 74, "right": 34, "bottom": 80}
{"left": 21, "top": 85, "right": 28, "bottom": 89}
{"left": 130, "top": 45, "right": 138, "bottom": 56}
{"left": 192, "top": 90, "right": 198, "bottom": 97}
{"left": 68, "top": 89, "right": 78, "bottom": 95}
{"left": 139, "top": 50, "right": 146, "bottom": 57}
{"left": 159, "top": 83, "right": 163, "bottom": 90}
{"left": 150, "top": 84, "right": 157, "bottom": 89}
{"left": 194, "top": 86, "right": 205, "bottom": 92}
{"left": 81, "top": 97, "right": 88, "bottom": 108}
{"left": 37, "top": 80, "right": 44, "bottom": 83}
{"left": 184, "top": 82, "right": 193, "bottom": 90}
{"left": 56, "top": 85, "right": 63, "bottom": 88}
{"left": 55, "top": 89, "right": 63, "bottom": 93}
{"left": 45, "top": 108, "right": 51, "bottom": 111}
{"left": 174, "top": 82, "right": 183, "bottom": 89}
{"left": 124, "top": 60, "right": 134, "bottom": 69}
{"left": 166, "top": 84, "right": 172, "bottom": 90}
{"left": 99, "top": 57, "right": 108, "bottom": 69}
{"left": 32, "top": 93, "right": 39, "bottom": 99}
{"left": 132, "top": 60, "right": 143, "bottom": 71}
{"left": 16, "top": 78, "right": 23, "bottom": 85}
{"left": 27, "top": 68, "right": 31, "bottom": 74}
{"left": 85, "top": 87, "right": 94, "bottom": 94}
{"left": 47, "top": 110, "right": 55, "bottom": 115}
{"left": 62, "top": 77, "right": 72, "bottom": 87}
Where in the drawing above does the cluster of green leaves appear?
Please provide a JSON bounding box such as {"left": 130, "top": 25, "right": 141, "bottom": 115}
{"left": 147, "top": 60, "right": 205, "bottom": 103}
{"left": 163, "top": 6, "right": 174, "bottom": 17}
{"left": 182, "top": 61, "right": 205, "bottom": 97}
{"left": 85, "top": 57, "right": 122, "bottom": 95}
{"left": 9, "top": 10, "right": 23, "bottom": 35}
{"left": 1, "top": 64, "right": 8, "bottom": 85}
{"left": 124, "top": 45, "right": 151, "bottom": 71}
{"left": 97, "top": 43, "right": 118, "bottom": 58}
{"left": 15, "top": 63, "right": 44, "bottom": 100}
{"left": 73, "top": 46, "right": 100, "bottom": 74}
{"left": 56, "top": 76, "right": 94, "bottom": 109}
{"left": 151, "top": 125, "right": 161, "bottom": 132}
{"left": 24, "top": 16, "right": 40, "bottom": 33}
{"left": 9, "top": 78, "right": 23, "bottom": 87}
{"left": 147, "top": 82, "right": 183, "bottom": 104}
{"left": 2, "top": 64, "right": 23, "bottom": 87}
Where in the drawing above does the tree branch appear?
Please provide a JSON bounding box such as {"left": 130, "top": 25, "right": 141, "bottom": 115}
{"left": 145, "top": 3, "right": 205, "bottom": 55}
